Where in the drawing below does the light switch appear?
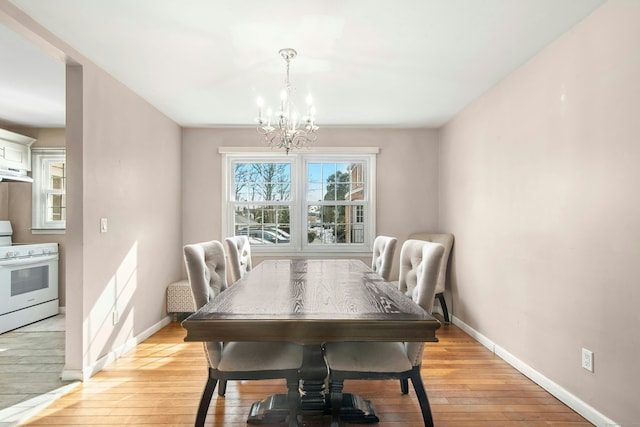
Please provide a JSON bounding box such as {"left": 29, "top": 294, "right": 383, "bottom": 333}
{"left": 100, "top": 218, "right": 108, "bottom": 233}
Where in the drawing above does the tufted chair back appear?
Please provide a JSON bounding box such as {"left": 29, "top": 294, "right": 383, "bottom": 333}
{"left": 397, "top": 239, "right": 445, "bottom": 365}
{"left": 371, "top": 235, "right": 397, "bottom": 281}
{"left": 398, "top": 239, "right": 444, "bottom": 316}
{"left": 184, "top": 240, "right": 228, "bottom": 309}
{"left": 407, "top": 232, "right": 454, "bottom": 296}
{"left": 225, "top": 235, "right": 253, "bottom": 283}
{"left": 183, "top": 240, "right": 227, "bottom": 368}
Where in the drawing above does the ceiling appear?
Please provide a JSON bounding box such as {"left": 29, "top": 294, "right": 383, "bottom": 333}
{"left": 1, "top": 0, "right": 606, "bottom": 129}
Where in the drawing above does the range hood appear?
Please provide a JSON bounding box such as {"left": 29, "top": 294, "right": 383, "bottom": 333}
{"left": 0, "top": 128, "right": 35, "bottom": 183}
{"left": 0, "top": 168, "right": 33, "bottom": 183}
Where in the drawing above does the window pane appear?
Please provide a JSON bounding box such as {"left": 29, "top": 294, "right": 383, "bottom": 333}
{"left": 234, "top": 162, "right": 291, "bottom": 202}
{"left": 307, "top": 182, "right": 323, "bottom": 202}
{"left": 47, "top": 194, "right": 66, "bottom": 221}
{"left": 308, "top": 162, "right": 366, "bottom": 203}
{"left": 322, "top": 163, "right": 336, "bottom": 180}
{"left": 235, "top": 163, "right": 249, "bottom": 182}
{"left": 335, "top": 183, "right": 350, "bottom": 201}
{"left": 308, "top": 163, "right": 322, "bottom": 182}
{"left": 234, "top": 205, "right": 290, "bottom": 245}
{"left": 307, "top": 204, "right": 366, "bottom": 245}
{"left": 49, "top": 162, "right": 66, "bottom": 190}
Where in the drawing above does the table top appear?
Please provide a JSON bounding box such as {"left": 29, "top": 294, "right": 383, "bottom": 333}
{"left": 182, "top": 259, "right": 441, "bottom": 345}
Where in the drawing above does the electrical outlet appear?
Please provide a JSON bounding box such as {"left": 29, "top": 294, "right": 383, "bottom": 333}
{"left": 582, "top": 348, "right": 594, "bottom": 372}
{"left": 100, "top": 217, "right": 108, "bottom": 233}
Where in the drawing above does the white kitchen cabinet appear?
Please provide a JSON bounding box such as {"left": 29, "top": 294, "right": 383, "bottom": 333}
{"left": 0, "top": 128, "right": 36, "bottom": 172}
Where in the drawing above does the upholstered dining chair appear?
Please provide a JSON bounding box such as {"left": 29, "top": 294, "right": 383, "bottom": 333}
{"left": 324, "top": 239, "right": 445, "bottom": 427}
{"left": 183, "top": 240, "right": 302, "bottom": 427}
{"left": 371, "top": 235, "right": 398, "bottom": 281}
{"left": 225, "top": 235, "right": 252, "bottom": 283}
{"left": 408, "top": 232, "right": 454, "bottom": 323}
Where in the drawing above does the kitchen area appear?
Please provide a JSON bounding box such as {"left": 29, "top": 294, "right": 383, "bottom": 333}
{"left": 0, "top": 126, "right": 70, "bottom": 421}
{"left": 1, "top": 127, "right": 65, "bottom": 333}
{"left": 0, "top": 11, "right": 68, "bottom": 335}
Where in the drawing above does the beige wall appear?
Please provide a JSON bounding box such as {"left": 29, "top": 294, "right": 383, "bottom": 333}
{"left": 439, "top": 0, "right": 639, "bottom": 424}
{"left": 64, "top": 60, "right": 183, "bottom": 374}
{"left": 0, "top": 183, "right": 7, "bottom": 218}
{"left": 181, "top": 127, "right": 440, "bottom": 281}
{"left": 3, "top": 128, "right": 67, "bottom": 305}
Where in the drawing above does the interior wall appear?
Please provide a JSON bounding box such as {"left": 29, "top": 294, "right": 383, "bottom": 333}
{"left": 438, "top": 0, "right": 639, "bottom": 424}
{"left": 5, "top": 128, "right": 67, "bottom": 306}
{"left": 68, "top": 59, "right": 183, "bottom": 372}
{"left": 0, "top": 183, "right": 7, "bottom": 218}
{"left": 181, "top": 127, "right": 440, "bottom": 281}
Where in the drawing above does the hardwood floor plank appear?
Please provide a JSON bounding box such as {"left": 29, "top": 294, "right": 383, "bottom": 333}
{"left": 22, "top": 320, "right": 592, "bottom": 426}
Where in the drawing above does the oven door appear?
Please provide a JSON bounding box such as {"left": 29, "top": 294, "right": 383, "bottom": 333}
{"left": 0, "top": 255, "right": 59, "bottom": 316}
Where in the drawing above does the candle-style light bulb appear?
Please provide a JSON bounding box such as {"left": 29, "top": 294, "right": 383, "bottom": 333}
{"left": 256, "top": 97, "right": 264, "bottom": 123}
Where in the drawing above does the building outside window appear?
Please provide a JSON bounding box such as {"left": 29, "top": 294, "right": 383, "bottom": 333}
{"left": 222, "top": 148, "right": 377, "bottom": 255}
{"left": 31, "top": 148, "right": 66, "bottom": 232}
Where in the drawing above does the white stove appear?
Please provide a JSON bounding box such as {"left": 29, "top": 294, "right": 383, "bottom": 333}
{"left": 0, "top": 220, "right": 59, "bottom": 334}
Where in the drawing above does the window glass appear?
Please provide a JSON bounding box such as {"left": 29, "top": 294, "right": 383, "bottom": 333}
{"left": 231, "top": 161, "right": 292, "bottom": 246}
{"left": 225, "top": 152, "right": 375, "bottom": 254}
{"left": 306, "top": 162, "right": 366, "bottom": 246}
{"left": 32, "top": 149, "right": 66, "bottom": 231}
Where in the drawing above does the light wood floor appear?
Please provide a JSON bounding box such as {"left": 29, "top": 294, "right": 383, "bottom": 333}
{"left": 23, "top": 320, "right": 592, "bottom": 427}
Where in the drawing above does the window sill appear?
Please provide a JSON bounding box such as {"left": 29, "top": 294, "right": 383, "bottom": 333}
{"left": 31, "top": 228, "right": 66, "bottom": 235}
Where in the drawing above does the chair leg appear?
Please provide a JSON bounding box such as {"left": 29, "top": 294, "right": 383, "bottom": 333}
{"left": 409, "top": 370, "right": 434, "bottom": 427}
{"left": 436, "top": 292, "right": 450, "bottom": 323}
{"left": 195, "top": 371, "right": 217, "bottom": 427}
{"left": 286, "top": 378, "right": 300, "bottom": 427}
{"left": 217, "top": 379, "right": 227, "bottom": 396}
{"left": 400, "top": 378, "right": 409, "bottom": 394}
{"left": 329, "top": 378, "right": 344, "bottom": 427}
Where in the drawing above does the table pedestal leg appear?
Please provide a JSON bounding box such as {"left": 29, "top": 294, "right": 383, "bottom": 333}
{"left": 247, "top": 345, "right": 379, "bottom": 424}
{"left": 298, "top": 344, "right": 329, "bottom": 414}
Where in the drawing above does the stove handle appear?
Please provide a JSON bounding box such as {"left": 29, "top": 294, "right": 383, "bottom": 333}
{"left": 0, "top": 254, "right": 58, "bottom": 267}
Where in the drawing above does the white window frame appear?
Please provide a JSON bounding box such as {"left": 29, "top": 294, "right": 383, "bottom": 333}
{"left": 221, "top": 147, "right": 377, "bottom": 257}
{"left": 31, "top": 148, "right": 66, "bottom": 233}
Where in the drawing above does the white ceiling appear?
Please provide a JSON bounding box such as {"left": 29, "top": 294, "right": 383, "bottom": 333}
{"left": 2, "top": 0, "right": 605, "bottom": 129}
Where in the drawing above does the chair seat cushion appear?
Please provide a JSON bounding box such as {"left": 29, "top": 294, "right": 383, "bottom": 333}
{"left": 217, "top": 342, "right": 303, "bottom": 372}
{"left": 324, "top": 341, "right": 412, "bottom": 373}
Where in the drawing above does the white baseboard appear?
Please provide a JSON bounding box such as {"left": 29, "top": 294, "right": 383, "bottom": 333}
{"left": 61, "top": 315, "right": 172, "bottom": 381}
{"left": 451, "top": 315, "right": 620, "bottom": 427}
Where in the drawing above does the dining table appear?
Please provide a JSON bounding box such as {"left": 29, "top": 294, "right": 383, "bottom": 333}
{"left": 182, "top": 258, "right": 441, "bottom": 424}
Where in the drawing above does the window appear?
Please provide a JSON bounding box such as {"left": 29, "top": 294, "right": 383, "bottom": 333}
{"left": 233, "top": 161, "right": 292, "bottom": 246}
{"left": 32, "top": 149, "right": 66, "bottom": 232}
{"left": 222, "top": 148, "right": 377, "bottom": 255}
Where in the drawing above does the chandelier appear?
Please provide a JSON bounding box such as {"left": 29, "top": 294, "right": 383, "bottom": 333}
{"left": 256, "top": 48, "right": 318, "bottom": 154}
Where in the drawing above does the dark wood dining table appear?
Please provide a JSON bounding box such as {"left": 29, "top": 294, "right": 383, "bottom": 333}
{"left": 182, "top": 258, "right": 441, "bottom": 424}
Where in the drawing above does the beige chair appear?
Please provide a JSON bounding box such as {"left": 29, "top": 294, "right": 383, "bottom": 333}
{"left": 183, "top": 240, "right": 302, "bottom": 427}
{"left": 225, "top": 235, "right": 252, "bottom": 283}
{"left": 408, "top": 232, "right": 454, "bottom": 323}
{"left": 371, "top": 235, "right": 397, "bottom": 281}
{"left": 324, "top": 239, "right": 445, "bottom": 427}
